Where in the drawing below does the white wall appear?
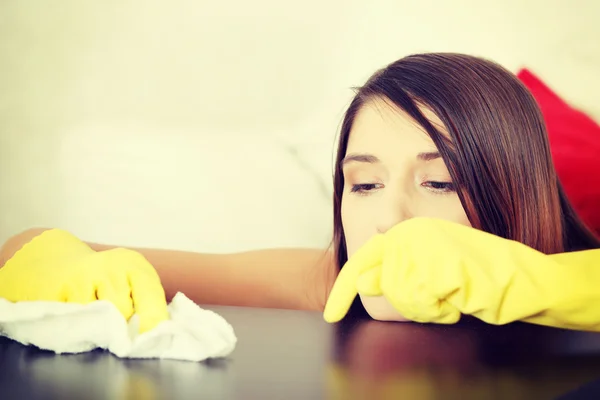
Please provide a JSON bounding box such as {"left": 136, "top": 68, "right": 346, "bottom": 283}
{"left": 1, "top": 0, "right": 599, "bottom": 250}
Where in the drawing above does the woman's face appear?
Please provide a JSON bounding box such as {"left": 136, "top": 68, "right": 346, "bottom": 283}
{"left": 340, "top": 97, "right": 471, "bottom": 320}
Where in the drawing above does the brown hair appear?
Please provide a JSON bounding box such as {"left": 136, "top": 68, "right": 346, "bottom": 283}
{"left": 333, "top": 53, "right": 600, "bottom": 272}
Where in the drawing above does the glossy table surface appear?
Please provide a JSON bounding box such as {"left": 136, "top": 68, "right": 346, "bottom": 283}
{"left": 2, "top": 305, "right": 600, "bottom": 399}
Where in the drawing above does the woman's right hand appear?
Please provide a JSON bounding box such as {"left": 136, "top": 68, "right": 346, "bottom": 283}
{"left": 0, "top": 229, "right": 169, "bottom": 333}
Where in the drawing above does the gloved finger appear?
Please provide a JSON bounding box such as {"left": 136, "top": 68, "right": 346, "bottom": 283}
{"left": 379, "top": 236, "right": 408, "bottom": 315}
{"left": 403, "top": 297, "right": 461, "bottom": 324}
{"left": 379, "top": 242, "right": 460, "bottom": 324}
{"left": 323, "top": 234, "right": 386, "bottom": 323}
{"left": 65, "top": 277, "right": 98, "bottom": 305}
{"left": 95, "top": 273, "right": 135, "bottom": 322}
{"left": 128, "top": 269, "right": 169, "bottom": 334}
{"left": 122, "top": 252, "right": 169, "bottom": 334}
{"left": 356, "top": 265, "right": 383, "bottom": 296}
{"left": 378, "top": 237, "right": 433, "bottom": 322}
{"left": 431, "top": 301, "right": 461, "bottom": 324}
{"left": 82, "top": 250, "right": 136, "bottom": 321}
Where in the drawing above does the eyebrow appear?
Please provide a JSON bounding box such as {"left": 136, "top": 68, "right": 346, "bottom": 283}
{"left": 341, "top": 153, "right": 380, "bottom": 167}
{"left": 417, "top": 151, "right": 442, "bottom": 161}
{"left": 341, "top": 151, "right": 441, "bottom": 167}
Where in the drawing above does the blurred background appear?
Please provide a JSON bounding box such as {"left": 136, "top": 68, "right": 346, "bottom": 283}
{"left": 1, "top": 0, "right": 599, "bottom": 252}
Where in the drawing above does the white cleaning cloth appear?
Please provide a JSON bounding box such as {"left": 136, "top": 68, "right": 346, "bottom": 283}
{"left": 0, "top": 292, "right": 237, "bottom": 361}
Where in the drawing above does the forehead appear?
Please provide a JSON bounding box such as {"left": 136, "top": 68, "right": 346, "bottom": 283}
{"left": 347, "top": 97, "right": 446, "bottom": 153}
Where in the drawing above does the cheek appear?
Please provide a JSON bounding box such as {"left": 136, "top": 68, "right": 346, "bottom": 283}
{"left": 448, "top": 196, "right": 471, "bottom": 225}
{"left": 417, "top": 195, "right": 471, "bottom": 227}
{"left": 340, "top": 196, "right": 376, "bottom": 259}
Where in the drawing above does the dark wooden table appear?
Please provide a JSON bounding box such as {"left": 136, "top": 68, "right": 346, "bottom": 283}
{"left": 2, "top": 305, "right": 600, "bottom": 399}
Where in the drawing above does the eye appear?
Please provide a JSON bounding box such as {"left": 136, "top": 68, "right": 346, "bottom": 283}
{"left": 422, "top": 181, "right": 456, "bottom": 193}
{"left": 350, "top": 183, "right": 382, "bottom": 195}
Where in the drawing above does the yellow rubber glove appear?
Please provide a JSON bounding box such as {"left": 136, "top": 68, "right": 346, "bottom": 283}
{"left": 324, "top": 217, "right": 600, "bottom": 331}
{"left": 0, "top": 229, "right": 169, "bottom": 333}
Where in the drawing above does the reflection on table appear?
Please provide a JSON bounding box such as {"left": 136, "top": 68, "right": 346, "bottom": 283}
{"left": 2, "top": 305, "right": 600, "bottom": 399}
{"left": 329, "top": 314, "right": 600, "bottom": 399}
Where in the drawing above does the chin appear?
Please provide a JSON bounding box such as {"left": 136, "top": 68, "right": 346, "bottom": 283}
{"left": 359, "top": 294, "right": 411, "bottom": 322}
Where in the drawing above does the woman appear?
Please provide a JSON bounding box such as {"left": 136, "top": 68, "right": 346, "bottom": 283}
{"left": 325, "top": 52, "right": 600, "bottom": 324}
{"left": 1, "top": 53, "right": 599, "bottom": 332}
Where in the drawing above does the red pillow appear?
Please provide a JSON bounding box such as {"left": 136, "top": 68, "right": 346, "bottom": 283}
{"left": 517, "top": 68, "right": 600, "bottom": 236}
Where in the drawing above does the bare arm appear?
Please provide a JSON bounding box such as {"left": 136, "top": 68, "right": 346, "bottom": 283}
{"left": 0, "top": 228, "right": 338, "bottom": 311}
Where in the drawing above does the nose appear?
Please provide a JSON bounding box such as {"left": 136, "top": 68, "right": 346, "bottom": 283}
{"left": 376, "top": 193, "right": 413, "bottom": 234}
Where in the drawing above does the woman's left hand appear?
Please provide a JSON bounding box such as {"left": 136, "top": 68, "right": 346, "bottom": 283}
{"left": 323, "top": 217, "right": 600, "bottom": 331}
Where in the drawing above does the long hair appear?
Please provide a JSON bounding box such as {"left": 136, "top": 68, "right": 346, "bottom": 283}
{"left": 332, "top": 53, "right": 600, "bottom": 273}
